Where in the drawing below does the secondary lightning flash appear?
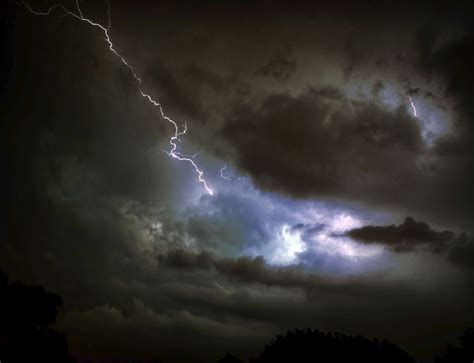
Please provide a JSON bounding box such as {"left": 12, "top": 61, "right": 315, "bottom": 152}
{"left": 219, "top": 165, "right": 231, "bottom": 181}
{"left": 409, "top": 96, "right": 418, "bottom": 118}
{"left": 18, "top": 0, "right": 214, "bottom": 195}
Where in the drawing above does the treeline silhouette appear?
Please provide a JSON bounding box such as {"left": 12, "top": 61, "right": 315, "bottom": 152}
{"left": 0, "top": 270, "right": 74, "bottom": 363}
{"left": 254, "top": 329, "right": 414, "bottom": 363}
{"left": 434, "top": 328, "right": 474, "bottom": 363}
{"left": 221, "top": 328, "right": 474, "bottom": 363}
{"left": 219, "top": 329, "right": 414, "bottom": 363}
{"left": 1, "top": 269, "right": 473, "bottom": 363}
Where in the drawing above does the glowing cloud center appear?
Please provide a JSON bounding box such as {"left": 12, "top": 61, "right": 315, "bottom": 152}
{"left": 271, "top": 225, "right": 306, "bottom": 265}
{"left": 19, "top": 0, "right": 213, "bottom": 195}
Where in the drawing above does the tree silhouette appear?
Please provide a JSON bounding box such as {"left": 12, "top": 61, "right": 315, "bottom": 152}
{"left": 218, "top": 352, "right": 243, "bottom": 363}
{"left": 434, "top": 328, "right": 474, "bottom": 363}
{"left": 249, "top": 329, "right": 414, "bottom": 363}
{"left": 0, "top": 269, "right": 74, "bottom": 363}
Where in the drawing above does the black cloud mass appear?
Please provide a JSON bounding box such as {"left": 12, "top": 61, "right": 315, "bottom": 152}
{"left": 223, "top": 89, "right": 423, "bottom": 203}
{"left": 347, "top": 217, "right": 454, "bottom": 252}
{"left": 1, "top": 0, "right": 474, "bottom": 362}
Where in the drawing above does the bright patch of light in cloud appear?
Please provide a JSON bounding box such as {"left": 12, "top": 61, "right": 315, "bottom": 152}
{"left": 331, "top": 213, "right": 364, "bottom": 232}
{"left": 178, "top": 168, "right": 387, "bottom": 270}
{"left": 267, "top": 224, "right": 306, "bottom": 265}
{"left": 309, "top": 231, "right": 381, "bottom": 259}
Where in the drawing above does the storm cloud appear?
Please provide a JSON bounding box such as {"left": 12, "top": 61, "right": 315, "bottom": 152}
{"left": 222, "top": 88, "right": 423, "bottom": 205}
{"left": 347, "top": 217, "right": 454, "bottom": 252}
{"left": 2, "top": 0, "right": 474, "bottom": 362}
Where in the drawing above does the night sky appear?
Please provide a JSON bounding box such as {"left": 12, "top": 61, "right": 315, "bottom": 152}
{"left": 1, "top": 0, "right": 474, "bottom": 362}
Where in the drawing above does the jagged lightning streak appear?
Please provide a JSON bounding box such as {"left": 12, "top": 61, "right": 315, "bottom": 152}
{"left": 18, "top": 0, "right": 214, "bottom": 195}
{"left": 409, "top": 96, "right": 418, "bottom": 118}
{"left": 219, "top": 164, "right": 231, "bottom": 181}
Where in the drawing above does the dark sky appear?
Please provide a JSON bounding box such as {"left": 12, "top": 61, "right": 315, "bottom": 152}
{"left": 1, "top": 0, "right": 474, "bottom": 362}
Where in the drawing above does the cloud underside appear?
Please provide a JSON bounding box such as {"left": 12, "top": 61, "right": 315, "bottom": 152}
{"left": 346, "top": 217, "right": 474, "bottom": 270}
{"left": 347, "top": 217, "right": 454, "bottom": 252}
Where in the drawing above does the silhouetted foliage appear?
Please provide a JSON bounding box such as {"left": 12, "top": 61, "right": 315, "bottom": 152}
{"left": 434, "top": 328, "right": 474, "bottom": 363}
{"left": 0, "top": 269, "right": 74, "bottom": 363}
{"left": 249, "top": 329, "right": 414, "bottom": 363}
{"left": 218, "top": 352, "right": 243, "bottom": 363}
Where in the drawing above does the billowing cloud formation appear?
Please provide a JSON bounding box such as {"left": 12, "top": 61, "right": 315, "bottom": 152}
{"left": 159, "top": 249, "right": 325, "bottom": 289}
{"left": 222, "top": 89, "right": 422, "bottom": 202}
{"left": 256, "top": 49, "right": 296, "bottom": 81}
{"left": 412, "top": 25, "right": 474, "bottom": 230}
{"left": 219, "top": 81, "right": 473, "bottom": 229}
{"left": 2, "top": 0, "right": 474, "bottom": 362}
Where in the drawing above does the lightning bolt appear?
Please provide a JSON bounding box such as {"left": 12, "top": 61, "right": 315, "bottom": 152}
{"left": 409, "top": 96, "right": 418, "bottom": 118}
{"left": 219, "top": 164, "right": 231, "bottom": 181}
{"left": 17, "top": 0, "right": 214, "bottom": 196}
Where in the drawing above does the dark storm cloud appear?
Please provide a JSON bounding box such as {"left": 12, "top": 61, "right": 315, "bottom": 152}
{"left": 159, "top": 249, "right": 321, "bottom": 289}
{"left": 418, "top": 26, "right": 474, "bottom": 125}
{"left": 156, "top": 247, "right": 474, "bottom": 347}
{"left": 4, "top": 0, "right": 474, "bottom": 362}
{"left": 158, "top": 247, "right": 471, "bottom": 304}
{"left": 447, "top": 234, "right": 474, "bottom": 270}
{"left": 142, "top": 62, "right": 229, "bottom": 125}
{"left": 347, "top": 217, "right": 454, "bottom": 252}
{"left": 407, "top": 87, "right": 421, "bottom": 96}
{"left": 0, "top": 2, "right": 192, "bottom": 310}
{"left": 256, "top": 49, "right": 296, "bottom": 81}
{"left": 158, "top": 249, "right": 385, "bottom": 298}
{"left": 346, "top": 217, "right": 474, "bottom": 271}
{"left": 58, "top": 254, "right": 474, "bottom": 363}
{"left": 414, "top": 24, "right": 474, "bottom": 225}
{"left": 222, "top": 87, "right": 423, "bottom": 204}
